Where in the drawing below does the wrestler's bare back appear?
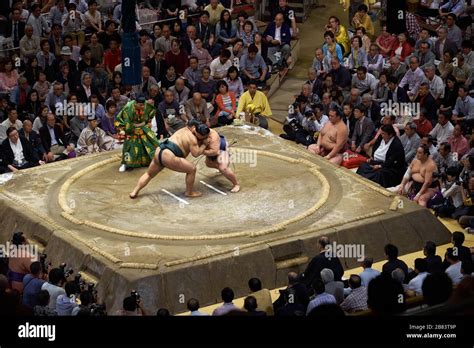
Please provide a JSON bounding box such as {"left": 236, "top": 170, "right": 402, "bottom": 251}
{"left": 167, "top": 127, "right": 200, "bottom": 157}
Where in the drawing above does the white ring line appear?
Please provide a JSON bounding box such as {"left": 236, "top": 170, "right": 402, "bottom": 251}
{"left": 200, "top": 180, "right": 228, "bottom": 196}
{"left": 161, "top": 189, "right": 190, "bottom": 205}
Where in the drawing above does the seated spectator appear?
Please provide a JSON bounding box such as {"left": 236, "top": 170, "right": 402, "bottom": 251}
{"left": 407, "top": 258, "right": 429, "bottom": 296}
{"left": 406, "top": 41, "right": 435, "bottom": 70}
{"left": 367, "top": 274, "right": 405, "bottom": 315}
{"left": 0, "top": 107, "right": 23, "bottom": 143}
{"left": 359, "top": 257, "right": 381, "bottom": 288}
{"left": 263, "top": 13, "right": 292, "bottom": 70}
{"left": 357, "top": 125, "right": 406, "bottom": 188}
{"left": 215, "top": 80, "right": 237, "bottom": 126}
{"left": 216, "top": 9, "right": 237, "bottom": 46}
{"left": 116, "top": 296, "right": 146, "bottom": 316}
{"left": 229, "top": 38, "right": 245, "bottom": 62}
{"left": 236, "top": 80, "right": 272, "bottom": 129}
{"left": 240, "top": 45, "right": 268, "bottom": 86}
{"left": 183, "top": 57, "right": 202, "bottom": 89}
{"left": 413, "top": 109, "right": 434, "bottom": 138}
{"left": 364, "top": 115, "right": 400, "bottom": 154}
{"left": 341, "top": 275, "right": 368, "bottom": 313}
{"left": 193, "top": 66, "right": 216, "bottom": 104}
{"left": 273, "top": 271, "right": 310, "bottom": 314}
{"left": 401, "top": 122, "right": 421, "bottom": 164}
{"left": 352, "top": 67, "right": 377, "bottom": 96}
{"left": 165, "top": 39, "right": 190, "bottom": 76}
{"left": 423, "top": 241, "right": 444, "bottom": 273}
{"left": 169, "top": 78, "right": 191, "bottom": 105}
{"left": 424, "top": 66, "right": 445, "bottom": 102}
{"left": 212, "top": 287, "right": 241, "bottom": 316}
{"left": 422, "top": 272, "right": 453, "bottom": 306}
{"left": 348, "top": 36, "right": 368, "bottom": 71}
{"left": 351, "top": 4, "right": 374, "bottom": 37}
{"left": 77, "top": 114, "right": 114, "bottom": 155}
{"left": 56, "top": 281, "right": 79, "bottom": 315}
{"left": 382, "top": 244, "right": 409, "bottom": 280}
{"left": 325, "top": 16, "right": 350, "bottom": 56}
{"left": 146, "top": 50, "right": 168, "bottom": 85}
{"left": 328, "top": 57, "right": 352, "bottom": 93}
{"left": 187, "top": 298, "right": 209, "bottom": 316}
{"left": 191, "top": 38, "right": 213, "bottom": 70}
{"left": 33, "top": 290, "right": 57, "bottom": 316}
{"left": 39, "top": 112, "right": 67, "bottom": 162}
{"left": 394, "top": 144, "right": 439, "bottom": 206}
{"left": 452, "top": 55, "right": 472, "bottom": 86}
{"left": 452, "top": 86, "right": 474, "bottom": 130}
{"left": 20, "top": 119, "right": 45, "bottom": 160}
{"left": 399, "top": 56, "right": 427, "bottom": 100}
{"left": 322, "top": 31, "right": 343, "bottom": 63}
{"left": 375, "top": 25, "right": 397, "bottom": 58}
{"left": 238, "top": 20, "right": 257, "bottom": 51}
{"left": 104, "top": 39, "right": 121, "bottom": 79}
{"left": 391, "top": 33, "right": 413, "bottom": 64}
{"left": 320, "top": 268, "right": 344, "bottom": 304}
{"left": 210, "top": 49, "right": 232, "bottom": 80}
{"left": 224, "top": 66, "right": 244, "bottom": 99}
{"left": 184, "top": 92, "right": 210, "bottom": 126}
{"left": 367, "top": 44, "right": 384, "bottom": 78}
{"left": 161, "top": 65, "right": 178, "bottom": 92}
{"left": 100, "top": 100, "right": 117, "bottom": 138}
{"left": 307, "top": 107, "right": 348, "bottom": 165}
{"left": 449, "top": 124, "right": 470, "bottom": 158}
{"left": 414, "top": 83, "right": 438, "bottom": 125}
{"left": 1, "top": 127, "right": 42, "bottom": 172}
{"left": 41, "top": 268, "right": 66, "bottom": 311}
{"left": 300, "top": 236, "right": 344, "bottom": 287}
{"left": 306, "top": 279, "right": 336, "bottom": 315}
{"left": 350, "top": 104, "right": 375, "bottom": 155}
{"left": 462, "top": 40, "right": 474, "bottom": 70}
{"left": 62, "top": 3, "right": 85, "bottom": 47}
{"left": 437, "top": 142, "right": 457, "bottom": 174}
{"left": 312, "top": 48, "right": 331, "bottom": 80}
{"left": 438, "top": 52, "right": 455, "bottom": 81}
{"left": 248, "top": 278, "right": 273, "bottom": 315}
{"left": 157, "top": 90, "right": 186, "bottom": 136}
{"left": 430, "top": 112, "right": 455, "bottom": 145}
{"left": 243, "top": 296, "right": 266, "bottom": 316}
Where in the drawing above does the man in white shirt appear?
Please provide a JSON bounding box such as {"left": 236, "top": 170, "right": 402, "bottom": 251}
{"left": 351, "top": 66, "right": 378, "bottom": 94}
{"left": 359, "top": 257, "right": 381, "bottom": 288}
{"left": 399, "top": 56, "right": 426, "bottom": 98}
{"left": 452, "top": 86, "right": 474, "bottom": 125}
{"left": 445, "top": 248, "right": 463, "bottom": 285}
{"left": 424, "top": 65, "right": 445, "bottom": 100}
{"left": 0, "top": 108, "right": 23, "bottom": 143}
{"left": 27, "top": 4, "right": 50, "bottom": 38}
{"left": 209, "top": 49, "right": 232, "bottom": 80}
{"left": 407, "top": 258, "right": 429, "bottom": 296}
{"left": 462, "top": 40, "right": 474, "bottom": 69}
{"left": 429, "top": 112, "right": 454, "bottom": 145}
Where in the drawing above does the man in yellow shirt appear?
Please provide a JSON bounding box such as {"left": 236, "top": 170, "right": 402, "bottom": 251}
{"left": 352, "top": 4, "right": 374, "bottom": 37}
{"left": 204, "top": 0, "right": 225, "bottom": 26}
{"left": 237, "top": 80, "right": 272, "bottom": 129}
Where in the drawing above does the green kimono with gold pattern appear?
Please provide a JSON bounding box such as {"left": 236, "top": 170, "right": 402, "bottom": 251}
{"left": 115, "top": 100, "right": 159, "bottom": 168}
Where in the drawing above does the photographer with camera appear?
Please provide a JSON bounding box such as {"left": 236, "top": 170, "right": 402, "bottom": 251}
{"left": 56, "top": 281, "right": 79, "bottom": 315}
{"left": 41, "top": 267, "right": 66, "bottom": 311}
{"left": 116, "top": 291, "right": 148, "bottom": 316}
{"left": 432, "top": 166, "right": 464, "bottom": 218}
{"left": 280, "top": 95, "right": 311, "bottom": 143}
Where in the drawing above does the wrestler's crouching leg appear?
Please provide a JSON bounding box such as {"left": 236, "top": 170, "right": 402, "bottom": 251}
{"left": 217, "top": 151, "right": 240, "bottom": 192}
{"left": 129, "top": 152, "right": 163, "bottom": 199}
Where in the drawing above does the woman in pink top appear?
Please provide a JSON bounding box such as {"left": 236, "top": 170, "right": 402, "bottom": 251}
{"left": 449, "top": 124, "right": 469, "bottom": 158}
{"left": 139, "top": 29, "right": 154, "bottom": 64}
{"left": 0, "top": 59, "right": 20, "bottom": 94}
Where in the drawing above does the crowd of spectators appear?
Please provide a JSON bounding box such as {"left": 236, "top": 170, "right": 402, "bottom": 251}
{"left": 0, "top": 233, "right": 472, "bottom": 316}
{"left": 0, "top": 0, "right": 474, "bottom": 317}
{"left": 0, "top": 0, "right": 303, "bottom": 172}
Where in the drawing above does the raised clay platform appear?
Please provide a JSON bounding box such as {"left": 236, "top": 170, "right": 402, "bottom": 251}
{"left": 0, "top": 125, "right": 451, "bottom": 313}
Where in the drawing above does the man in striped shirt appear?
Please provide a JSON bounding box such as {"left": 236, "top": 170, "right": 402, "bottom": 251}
{"left": 306, "top": 279, "right": 337, "bottom": 315}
